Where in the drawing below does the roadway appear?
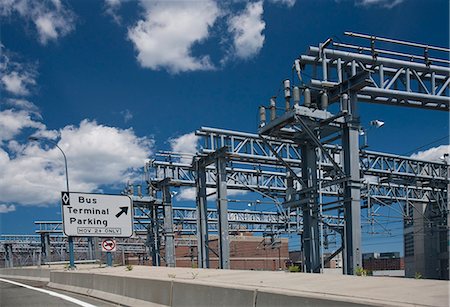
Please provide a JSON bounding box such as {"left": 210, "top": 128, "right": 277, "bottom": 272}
{"left": 0, "top": 278, "right": 117, "bottom": 307}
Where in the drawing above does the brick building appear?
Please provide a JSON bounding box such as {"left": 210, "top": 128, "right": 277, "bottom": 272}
{"left": 363, "top": 252, "right": 404, "bottom": 271}
{"left": 139, "top": 234, "right": 289, "bottom": 271}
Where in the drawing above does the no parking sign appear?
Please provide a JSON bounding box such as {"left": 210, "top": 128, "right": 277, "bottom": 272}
{"left": 101, "top": 239, "right": 116, "bottom": 252}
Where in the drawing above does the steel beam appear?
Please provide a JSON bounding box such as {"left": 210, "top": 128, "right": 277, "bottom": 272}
{"left": 161, "top": 183, "right": 176, "bottom": 267}
{"left": 342, "top": 91, "right": 362, "bottom": 275}
{"left": 195, "top": 161, "right": 209, "bottom": 268}
{"left": 301, "top": 143, "right": 321, "bottom": 273}
{"left": 216, "top": 156, "right": 230, "bottom": 269}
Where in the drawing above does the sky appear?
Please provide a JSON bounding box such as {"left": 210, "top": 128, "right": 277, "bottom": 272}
{"left": 0, "top": 0, "right": 449, "bottom": 254}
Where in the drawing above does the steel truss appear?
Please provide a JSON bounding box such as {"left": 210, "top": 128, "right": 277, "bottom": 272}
{"left": 147, "top": 33, "right": 448, "bottom": 276}
{"left": 152, "top": 127, "right": 446, "bottom": 205}
{"left": 33, "top": 207, "right": 305, "bottom": 236}
{"left": 299, "top": 32, "right": 449, "bottom": 111}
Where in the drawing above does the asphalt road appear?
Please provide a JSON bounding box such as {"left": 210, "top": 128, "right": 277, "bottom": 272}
{"left": 0, "top": 278, "right": 119, "bottom": 307}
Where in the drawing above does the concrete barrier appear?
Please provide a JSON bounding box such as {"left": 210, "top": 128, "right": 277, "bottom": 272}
{"left": 171, "top": 280, "right": 255, "bottom": 307}
{"left": 0, "top": 267, "right": 51, "bottom": 281}
{"left": 2, "top": 266, "right": 448, "bottom": 306}
{"left": 49, "top": 271, "right": 173, "bottom": 307}
{"left": 45, "top": 269, "right": 418, "bottom": 307}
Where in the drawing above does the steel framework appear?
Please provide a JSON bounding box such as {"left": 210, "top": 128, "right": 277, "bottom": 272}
{"left": 147, "top": 32, "right": 448, "bottom": 277}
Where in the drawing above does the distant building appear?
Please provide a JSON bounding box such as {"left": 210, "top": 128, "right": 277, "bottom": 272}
{"left": 362, "top": 252, "right": 404, "bottom": 271}
{"left": 288, "top": 251, "right": 342, "bottom": 270}
{"left": 157, "top": 234, "right": 289, "bottom": 271}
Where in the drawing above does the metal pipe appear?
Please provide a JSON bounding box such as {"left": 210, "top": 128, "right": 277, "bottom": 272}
{"left": 300, "top": 55, "right": 449, "bottom": 81}
{"left": 306, "top": 47, "right": 450, "bottom": 74}
{"left": 344, "top": 31, "right": 450, "bottom": 53}
{"left": 333, "top": 42, "right": 450, "bottom": 65}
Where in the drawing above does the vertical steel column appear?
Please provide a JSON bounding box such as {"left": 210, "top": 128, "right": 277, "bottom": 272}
{"left": 40, "top": 233, "right": 50, "bottom": 264}
{"left": 68, "top": 236, "right": 75, "bottom": 268}
{"left": 106, "top": 252, "right": 113, "bottom": 267}
{"left": 216, "top": 156, "right": 230, "bottom": 269}
{"left": 195, "top": 161, "right": 209, "bottom": 268}
{"left": 87, "top": 237, "right": 94, "bottom": 260}
{"left": 342, "top": 91, "right": 362, "bottom": 275}
{"left": 150, "top": 205, "right": 161, "bottom": 266}
{"left": 301, "top": 143, "right": 321, "bottom": 273}
{"left": 5, "top": 244, "right": 13, "bottom": 268}
{"left": 162, "top": 184, "right": 176, "bottom": 267}
{"left": 446, "top": 180, "right": 450, "bottom": 280}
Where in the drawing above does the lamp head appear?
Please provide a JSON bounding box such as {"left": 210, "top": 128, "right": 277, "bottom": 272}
{"left": 370, "top": 120, "right": 385, "bottom": 128}
{"left": 28, "top": 136, "right": 40, "bottom": 141}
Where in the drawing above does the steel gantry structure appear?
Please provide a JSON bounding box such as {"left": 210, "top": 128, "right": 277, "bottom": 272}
{"left": 2, "top": 205, "right": 318, "bottom": 267}
{"left": 2, "top": 33, "right": 448, "bottom": 278}
{"left": 148, "top": 32, "right": 449, "bottom": 278}
{"left": 257, "top": 32, "right": 449, "bottom": 277}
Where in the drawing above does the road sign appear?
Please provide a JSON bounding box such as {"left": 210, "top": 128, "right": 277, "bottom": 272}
{"left": 101, "top": 239, "right": 117, "bottom": 252}
{"left": 61, "top": 192, "right": 133, "bottom": 237}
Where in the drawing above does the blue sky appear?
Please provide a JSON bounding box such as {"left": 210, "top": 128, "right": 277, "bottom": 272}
{"left": 0, "top": 0, "right": 449, "bottom": 254}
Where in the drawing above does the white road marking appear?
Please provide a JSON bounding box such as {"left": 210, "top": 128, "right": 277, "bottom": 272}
{"left": 0, "top": 278, "right": 97, "bottom": 307}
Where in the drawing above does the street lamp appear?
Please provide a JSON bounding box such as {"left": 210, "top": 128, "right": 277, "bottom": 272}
{"left": 360, "top": 120, "right": 385, "bottom": 149}
{"left": 28, "top": 136, "right": 75, "bottom": 269}
{"left": 28, "top": 137, "right": 69, "bottom": 192}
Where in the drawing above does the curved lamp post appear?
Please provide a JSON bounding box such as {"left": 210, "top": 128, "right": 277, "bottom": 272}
{"left": 28, "top": 137, "right": 69, "bottom": 192}
{"left": 28, "top": 136, "right": 75, "bottom": 269}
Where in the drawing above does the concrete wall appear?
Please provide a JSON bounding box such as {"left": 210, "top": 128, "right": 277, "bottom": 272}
{"left": 2, "top": 266, "right": 449, "bottom": 306}
{"left": 0, "top": 267, "right": 50, "bottom": 281}
{"left": 48, "top": 271, "right": 370, "bottom": 307}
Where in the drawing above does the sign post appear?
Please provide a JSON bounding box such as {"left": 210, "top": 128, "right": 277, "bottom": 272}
{"left": 68, "top": 237, "right": 75, "bottom": 268}
{"left": 101, "top": 239, "right": 116, "bottom": 267}
{"left": 61, "top": 192, "right": 133, "bottom": 268}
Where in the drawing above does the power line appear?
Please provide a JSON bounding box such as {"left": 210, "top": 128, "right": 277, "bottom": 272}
{"left": 402, "top": 134, "right": 449, "bottom": 155}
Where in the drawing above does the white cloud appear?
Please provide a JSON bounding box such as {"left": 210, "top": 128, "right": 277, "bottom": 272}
{"left": 176, "top": 187, "right": 247, "bottom": 201}
{"left": 1, "top": 48, "right": 37, "bottom": 97}
{"left": 0, "top": 0, "right": 75, "bottom": 44}
{"left": 120, "top": 109, "right": 133, "bottom": 123}
{"left": 127, "top": 0, "right": 219, "bottom": 73}
{"left": 0, "top": 204, "right": 16, "bottom": 213}
{"left": 355, "top": 0, "right": 404, "bottom": 9}
{"left": 3, "top": 98, "right": 40, "bottom": 114}
{"left": 410, "top": 145, "right": 450, "bottom": 162}
{"left": 169, "top": 132, "right": 199, "bottom": 154}
{"left": 0, "top": 112, "right": 153, "bottom": 206}
{"left": 268, "top": 0, "right": 296, "bottom": 7}
{"left": 1, "top": 71, "right": 36, "bottom": 95}
{"left": 169, "top": 132, "right": 199, "bottom": 164}
{"left": 176, "top": 187, "right": 200, "bottom": 201}
{"left": 0, "top": 109, "right": 46, "bottom": 142}
{"left": 104, "top": 0, "right": 122, "bottom": 24}
{"left": 228, "top": 1, "right": 265, "bottom": 60}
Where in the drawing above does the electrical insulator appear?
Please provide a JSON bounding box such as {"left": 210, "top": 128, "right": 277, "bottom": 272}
{"left": 293, "top": 86, "right": 300, "bottom": 106}
{"left": 284, "top": 79, "right": 291, "bottom": 111}
{"left": 303, "top": 88, "right": 311, "bottom": 107}
{"left": 129, "top": 184, "right": 134, "bottom": 195}
{"left": 137, "top": 185, "right": 142, "bottom": 197}
{"left": 294, "top": 59, "right": 302, "bottom": 82}
{"left": 259, "top": 106, "right": 266, "bottom": 126}
{"left": 270, "top": 97, "right": 276, "bottom": 120}
{"left": 341, "top": 93, "right": 349, "bottom": 112}
{"left": 284, "top": 80, "right": 291, "bottom": 98}
{"left": 321, "top": 92, "right": 328, "bottom": 110}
